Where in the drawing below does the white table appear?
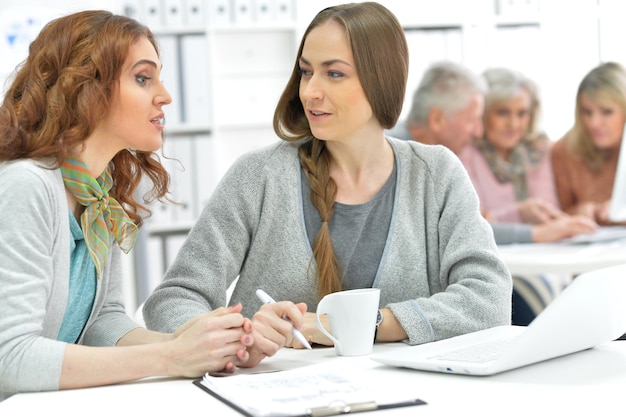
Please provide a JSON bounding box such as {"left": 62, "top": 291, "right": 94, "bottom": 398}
{"left": 2, "top": 341, "right": 626, "bottom": 416}
{"left": 497, "top": 238, "right": 626, "bottom": 276}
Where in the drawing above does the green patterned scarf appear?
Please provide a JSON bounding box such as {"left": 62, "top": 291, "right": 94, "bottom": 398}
{"left": 474, "top": 133, "right": 550, "bottom": 201}
{"left": 60, "top": 155, "right": 138, "bottom": 279}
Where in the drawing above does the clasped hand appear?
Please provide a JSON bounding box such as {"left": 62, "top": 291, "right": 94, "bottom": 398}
{"left": 169, "top": 303, "right": 254, "bottom": 376}
{"left": 239, "top": 301, "right": 332, "bottom": 367}
{"left": 173, "top": 301, "right": 333, "bottom": 373}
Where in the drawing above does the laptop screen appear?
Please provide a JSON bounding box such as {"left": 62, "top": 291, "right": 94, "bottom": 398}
{"left": 609, "top": 124, "right": 626, "bottom": 222}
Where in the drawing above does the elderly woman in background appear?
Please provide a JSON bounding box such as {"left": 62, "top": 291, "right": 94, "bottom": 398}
{"left": 459, "top": 67, "right": 593, "bottom": 326}
{"left": 459, "top": 67, "right": 563, "bottom": 224}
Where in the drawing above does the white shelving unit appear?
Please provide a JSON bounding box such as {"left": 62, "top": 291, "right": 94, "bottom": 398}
{"left": 122, "top": 0, "right": 299, "bottom": 304}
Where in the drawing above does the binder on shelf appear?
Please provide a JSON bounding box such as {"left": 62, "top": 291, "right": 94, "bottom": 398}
{"left": 142, "top": 0, "right": 164, "bottom": 29}
{"left": 232, "top": 0, "right": 254, "bottom": 25}
{"left": 497, "top": 0, "right": 539, "bottom": 17}
{"left": 122, "top": 1, "right": 142, "bottom": 21}
{"left": 142, "top": 235, "right": 166, "bottom": 295}
{"left": 254, "top": 0, "right": 273, "bottom": 24}
{"left": 180, "top": 34, "right": 212, "bottom": 124}
{"left": 165, "top": 234, "right": 188, "bottom": 269}
{"left": 184, "top": 0, "right": 207, "bottom": 26}
{"left": 212, "top": 30, "right": 294, "bottom": 76}
{"left": 213, "top": 73, "right": 284, "bottom": 126}
{"left": 147, "top": 199, "right": 173, "bottom": 225}
{"left": 193, "top": 365, "right": 426, "bottom": 417}
{"left": 163, "top": 0, "right": 185, "bottom": 28}
{"left": 273, "top": 0, "right": 294, "bottom": 24}
{"left": 157, "top": 35, "right": 183, "bottom": 126}
{"left": 163, "top": 136, "right": 195, "bottom": 223}
{"left": 209, "top": 0, "right": 233, "bottom": 26}
{"left": 193, "top": 134, "right": 219, "bottom": 214}
{"left": 140, "top": 163, "right": 173, "bottom": 226}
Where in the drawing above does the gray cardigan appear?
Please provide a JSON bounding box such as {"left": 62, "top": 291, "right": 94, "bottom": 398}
{"left": 144, "top": 138, "right": 512, "bottom": 345}
{"left": 0, "top": 159, "right": 140, "bottom": 401}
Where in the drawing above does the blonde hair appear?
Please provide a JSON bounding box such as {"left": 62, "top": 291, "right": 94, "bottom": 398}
{"left": 566, "top": 62, "right": 626, "bottom": 170}
{"left": 273, "top": 2, "right": 408, "bottom": 299}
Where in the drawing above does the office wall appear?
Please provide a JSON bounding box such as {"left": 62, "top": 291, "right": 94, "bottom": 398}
{"left": 0, "top": 1, "right": 125, "bottom": 87}
{"left": 0, "top": 0, "right": 624, "bottom": 314}
{"left": 1, "top": 1, "right": 619, "bottom": 139}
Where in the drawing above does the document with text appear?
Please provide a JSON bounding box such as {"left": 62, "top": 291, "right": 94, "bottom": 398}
{"left": 194, "top": 363, "right": 425, "bottom": 416}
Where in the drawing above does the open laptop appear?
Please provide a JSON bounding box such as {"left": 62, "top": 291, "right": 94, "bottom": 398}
{"left": 563, "top": 225, "right": 626, "bottom": 244}
{"left": 371, "top": 263, "right": 626, "bottom": 376}
{"left": 609, "top": 125, "right": 626, "bottom": 222}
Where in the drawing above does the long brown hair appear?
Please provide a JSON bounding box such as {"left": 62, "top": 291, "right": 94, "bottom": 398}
{"left": 0, "top": 10, "right": 170, "bottom": 227}
{"left": 273, "top": 2, "right": 408, "bottom": 299}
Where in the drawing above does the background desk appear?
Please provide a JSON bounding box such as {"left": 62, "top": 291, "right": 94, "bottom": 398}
{"left": 497, "top": 238, "right": 626, "bottom": 276}
{"left": 2, "top": 341, "right": 626, "bottom": 416}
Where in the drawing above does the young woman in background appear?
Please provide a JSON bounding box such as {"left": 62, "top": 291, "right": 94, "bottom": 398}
{"left": 551, "top": 62, "right": 626, "bottom": 225}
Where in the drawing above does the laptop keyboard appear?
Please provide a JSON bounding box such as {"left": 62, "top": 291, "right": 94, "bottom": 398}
{"left": 428, "top": 336, "right": 519, "bottom": 363}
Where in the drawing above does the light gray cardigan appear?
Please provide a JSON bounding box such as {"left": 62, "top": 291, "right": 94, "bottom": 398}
{"left": 0, "top": 159, "right": 140, "bottom": 401}
{"left": 144, "top": 138, "right": 512, "bottom": 345}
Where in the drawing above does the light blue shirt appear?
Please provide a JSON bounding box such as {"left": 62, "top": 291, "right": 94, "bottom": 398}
{"left": 57, "top": 211, "right": 96, "bottom": 343}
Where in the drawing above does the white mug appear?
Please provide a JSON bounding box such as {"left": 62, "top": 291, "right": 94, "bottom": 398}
{"left": 315, "top": 288, "right": 380, "bottom": 356}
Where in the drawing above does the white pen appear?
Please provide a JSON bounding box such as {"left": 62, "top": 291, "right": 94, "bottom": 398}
{"left": 255, "top": 289, "right": 313, "bottom": 350}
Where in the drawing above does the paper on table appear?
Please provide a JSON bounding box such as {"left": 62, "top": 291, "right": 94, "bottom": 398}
{"left": 198, "top": 363, "right": 422, "bottom": 417}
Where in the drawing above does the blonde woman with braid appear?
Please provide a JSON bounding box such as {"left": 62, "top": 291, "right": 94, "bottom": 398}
{"left": 0, "top": 10, "right": 253, "bottom": 402}
{"left": 144, "top": 2, "right": 512, "bottom": 367}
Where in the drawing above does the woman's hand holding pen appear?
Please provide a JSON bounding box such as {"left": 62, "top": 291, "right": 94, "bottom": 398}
{"left": 240, "top": 301, "right": 308, "bottom": 368}
{"left": 285, "top": 312, "right": 333, "bottom": 349}
{"left": 167, "top": 303, "right": 254, "bottom": 376}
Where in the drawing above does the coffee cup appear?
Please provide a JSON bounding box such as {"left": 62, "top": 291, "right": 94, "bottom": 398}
{"left": 315, "top": 288, "right": 380, "bottom": 356}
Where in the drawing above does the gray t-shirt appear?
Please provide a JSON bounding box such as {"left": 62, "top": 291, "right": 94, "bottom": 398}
{"left": 301, "top": 162, "right": 397, "bottom": 289}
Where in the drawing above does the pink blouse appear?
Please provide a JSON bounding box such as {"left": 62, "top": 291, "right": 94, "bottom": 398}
{"left": 458, "top": 142, "right": 560, "bottom": 223}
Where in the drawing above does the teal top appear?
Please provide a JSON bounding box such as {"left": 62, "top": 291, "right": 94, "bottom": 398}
{"left": 1, "top": 158, "right": 139, "bottom": 400}
{"left": 57, "top": 211, "right": 96, "bottom": 343}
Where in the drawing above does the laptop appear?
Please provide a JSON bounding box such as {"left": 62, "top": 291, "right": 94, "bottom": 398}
{"left": 609, "top": 125, "right": 626, "bottom": 222}
{"left": 563, "top": 225, "right": 626, "bottom": 244}
{"left": 371, "top": 263, "right": 626, "bottom": 376}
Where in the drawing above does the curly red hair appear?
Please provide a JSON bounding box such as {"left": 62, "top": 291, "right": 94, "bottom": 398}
{"left": 0, "top": 10, "right": 170, "bottom": 226}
